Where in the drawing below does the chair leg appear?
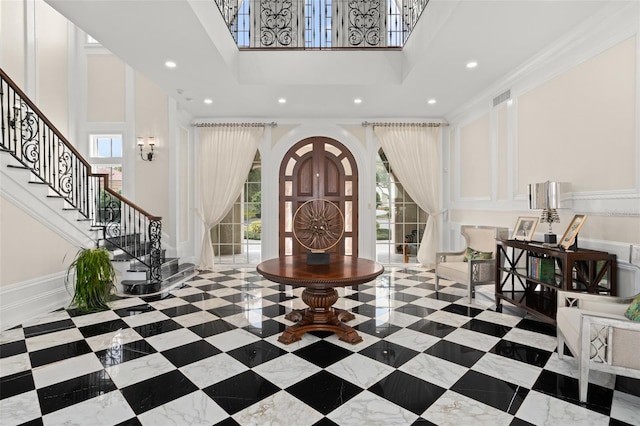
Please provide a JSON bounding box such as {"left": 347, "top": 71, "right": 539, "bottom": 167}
{"left": 468, "top": 283, "right": 473, "bottom": 304}
{"left": 435, "top": 275, "right": 440, "bottom": 291}
{"left": 557, "top": 331, "right": 565, "bottom": 360}
{"left": 579, "top": 348, "right": 589, "bottom": 402}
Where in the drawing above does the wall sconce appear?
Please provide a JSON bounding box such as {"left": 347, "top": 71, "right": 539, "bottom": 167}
{"left": 137, "top": 137, "right": 155, "bottom": 161}
{"left": 529, "top": 181, "right": 568, "bottom": 244}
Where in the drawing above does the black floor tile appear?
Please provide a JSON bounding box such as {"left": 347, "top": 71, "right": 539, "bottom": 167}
{"left": 489, "top": 340, "right": 552, "bottom": 368}
{"left": 162, "top": 340, "right": 221, "bottom": 368}
{"left": 426, "top": 292, "right": 462, "bottom": 303}
{"left": 358, "top": 340, "right": 420, "bottom": 368}
{"left": 451, "top": 370, "right": 528, "bottom": 414}
{"left": 258, "top": 304, "right": 288, "bottom": 318}
{"left": 95, "top": 340, "right": 157, "bottom": 368}
{"left": 132, "top": 319, "right": 182, "bottom": 338}
{"left": 160, "top": 304, "right": 203, "bottom": 318}
{"left": 243, "top": 319, "right": 286, "bottom": 338}
{"left": 312, "top": 417, "right": 340, "bottom": 426}
{"left": 114, "top": 417, "right": 143, "bottom": 426}
{"left": 188, "top": 319, "right": 236, "bottom": 338}
{"left": 424, "top": 340, "right": 484, "bottom": 368}
{"left": 78, "top": 318, "right": 130, "bottom": 338}
{"left": 615, "top": 375, "right": 640, "bottom": 397}
{"left": 286, "top": 370, "right": 363, "bottom": 415}
{"left": 262, "top": 293, "right": 297, "bottom": 303}
{"left": 393, "top": 293, "right": 422, "bottom": 303}
{"left": 23, "top": 319, "right": 75, "bottom": 338}
{"left": 194, "top": 283, "right": 227, "bottom": 291}
{"left": 121, "top": 370, "right": 197, "bottom": 415}
{"left": 532, "top": 369, "right": 613, "bottom": 416}
{"left": 293, "top": 340, "right": 354, "bottom": 368}
{"left": 37, "top": 371, "right": 117, "bottom": 415}
{"left": 441, "top": 304, "right": 483, "bottom": 317}
{"left": 213, "top": 418, "right": 240, "bottom": 426}
{"left": 203, "top": 370, "right": 279, "bottom": 415}
{"left": 113, "top": 305, "right": 154, "bottom": 317}
{"left": 29, "top": 340, "right": 93, "bottom": 368}
{"left": 207, "top": 304, "right": 247, "bottom": 318}
{"left": 350, "top": 303, "right": 380, "bottom": 318}
{"left": 344, "top": 292, "right": 377, "bottom": 303}
{"left": 179, "top": 292, "right": 216, "bottom": 303}
{"left": 515, "top": 318, "right": 556, "bottom": 337}
{"left": 394, "top": 303, "right": 435, "bottom": 318}
{"left": 462, "top": 318, "right": 511, "bottom": 338}
{"left": 0, "top": 339, "right": 27, "bottom": 358}
{"left": 407, "top": 319, "right": 456, "bottom": 338}
{"left": 0, "top": 370, "right": 35, "bottom": 399}
{"left": 226, "top": 340, "right": 287, "bottom": 368}
{"left": 369, "top": 370, "right": 445, "bottom": 415}
{"left": 354, "top": 319, "right": 401, "bottom": 338}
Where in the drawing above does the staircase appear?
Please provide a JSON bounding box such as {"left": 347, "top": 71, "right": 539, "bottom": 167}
{"left": 1, "top": 67, "right": 195, "bottom": 296}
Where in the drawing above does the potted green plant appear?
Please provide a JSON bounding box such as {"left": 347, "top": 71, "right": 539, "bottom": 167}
{"left": 66, "top": 247, "right": 116, "bottom": 312}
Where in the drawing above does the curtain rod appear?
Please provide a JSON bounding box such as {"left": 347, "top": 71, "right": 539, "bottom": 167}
{"left": 193, "top": 122, "right": 277, "bottom": 128}
{"left": 362, "top": 121, "right": 448, "bottom": 127}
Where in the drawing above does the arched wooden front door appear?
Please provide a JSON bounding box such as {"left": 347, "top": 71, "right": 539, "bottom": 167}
{"left": 279, "top": 137, "right": 358, "bottom": 257}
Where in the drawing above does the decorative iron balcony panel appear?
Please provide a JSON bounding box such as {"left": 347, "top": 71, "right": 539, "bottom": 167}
{"left": 214, "top": 0, "right": 429, "bottom": 49}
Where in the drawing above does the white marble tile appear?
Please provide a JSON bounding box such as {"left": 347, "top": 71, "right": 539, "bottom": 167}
{"left": 171, "top": 310, "right": 219, "bottom": 328}
{"left": 32, "top": 352, "right": 103, "bottom": 388}
{"left": 22, "top": 309, "right": 70, "bottom": 327}
{"left": 516, "top": 390, "right": 609, "bottom": 426}
{"left": 400, "top": 287, "right": 434, "bottom": 297}
{"left": 25, "top": 327, "right": 84, "bottom": 352}
{"left": 71, "top": 310, "right": 120, "bottom": 328}
{"left": 171, "top": 286, "right": 204, "bottom": 297}
{"left": 610, "top": 390, "right": 640, "bottom": 425}
{"left": 42, "top": 390, "right": 135, "bottom": 426}
{"left": 148, "top": 297, "right": 189, "bottom": 310}
{"left": 279, "top": 298, "right": 308, "bottom": 311}
{"left": 0, "top": 327, "right": 25, "bottom": 344}
{"left": 180, "top": 353, "right": 248, "bottom": 388}
{"left": 399, "top": 353, "right": 468, "bottom": 389}
{"left": 145, "top": 328, "right": 201, "bottom": 352}
{"left": 378, "top": 310, "right": 424, "bottom": 328}
{"left": 411, "top": 297, "right": 451, "bottom": 311}
{"left": 232, "top": 390, "right": 323, "bottom": 426}
{"left": 385, "top": 328, "right": 440, "bottom": 352}
{"left": 252, "top": 353, "right": 322, "bottom": 389}
{"left": 444, "top": 328, "right": 500, "bottom": 352}
{"left": 108, "top": 297, "right": 146, "bottom": 310}
{"left": 439, "top": 286, "right": 468, "bottom": 297}
{"left": 424, "top": 310, "right": 471, "bottom": 328}
{"left": 333, "top": 298, "right": 364, "bottom": 312}
{"left": 326, "top": 390, "right": 418, "bottom": 426}
{"left": 188, "top": 277, "right": 214, "bottom": 285}
{"left": 85, "top": 327, "right": 143, "bottom": 352}
{"left": 138, "top": 390, "right": 227, "bottom": 426}
{"left": 475, "top": 309, "right": 523, "bottom": 327}
{"left": 326, "top": 353, "right": 394, "bottom": 388}
{"left": 422, "top": 390, "right": 513, "bottom": 426}
{"left": 106, "top": 352, "right": 175, "bottom": 388}
{"left": 204, "top": 329, "right": 261, "bottom": 352}
{"left": 121, "top": 310, "right": 171, "bottom": 328}
{"left": 503, "top": 328, "right": 558, "bottom": 352}
{"left": 263, "top": 332, "right": 320, "bottom": 352}
{"left": 0, "top": 352, "right": 31, "bottom": 378}
{"left": 543, "top": 353, "right": 615, "bottom": 389}
{"left": 471, "top": 352, "right": 542, "bottom": 388}
{"left": 0, "top": 390, "right": 41, "bottom": 425}
{"left": 191, "top": 297, "right": 231, "bottom": 311}
{"left": 223, "top": 311, "right": 267, "bottom": 328}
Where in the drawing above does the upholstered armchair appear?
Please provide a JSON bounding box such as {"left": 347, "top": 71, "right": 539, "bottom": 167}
{"left": 556, "top": 290, "right": 640, "bottom": 402}
{"left": 435, "top": 225, "right": 509, "bottom": 303}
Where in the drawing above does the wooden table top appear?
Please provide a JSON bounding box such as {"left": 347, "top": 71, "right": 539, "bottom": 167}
{"left": 256, "top": 255, "right": 384, "bottom": 289}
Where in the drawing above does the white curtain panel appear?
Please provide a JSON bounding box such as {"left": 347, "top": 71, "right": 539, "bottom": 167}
{"left": 374, "top": 126, "right": 441, "bottom": 267}
{"left": 197, "top": 126, "right": 264, "bottom": 270}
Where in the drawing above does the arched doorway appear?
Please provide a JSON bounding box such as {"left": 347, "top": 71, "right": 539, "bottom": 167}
{"left": 279, "top": 137, "right": 358, "bottom": 257}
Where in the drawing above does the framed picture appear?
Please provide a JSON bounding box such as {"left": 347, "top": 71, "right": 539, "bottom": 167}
{"left": 560, "top": 215, "right": 587, "bottom": 249}
{"left": 512, "top": 216, "right": 539, "bottom": 241}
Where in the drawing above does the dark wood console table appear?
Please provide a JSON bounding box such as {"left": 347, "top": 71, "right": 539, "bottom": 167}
{"left": 495, "top": 239, "right": 616, "bottom": 323}
{"left": 257, "top": 255, "right": 384, "bottom": 344}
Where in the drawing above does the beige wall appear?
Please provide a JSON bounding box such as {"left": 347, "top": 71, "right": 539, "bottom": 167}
{"left": 0, "top": 196, "right": 77, "bottom": 286}
{"left": 87, "top": 55, "right": 126, "bottom": 122}
{"left": 1, "top": 0, "right": 25, "bottom": 87}
{"left": 517, "top": 37, "right": 636, "bottom": 193}
{"left": 134, "top": 73, "right": 170, "bottom": 221}
{"left": 459, "top": 113, "right": 491, "bottom": 199}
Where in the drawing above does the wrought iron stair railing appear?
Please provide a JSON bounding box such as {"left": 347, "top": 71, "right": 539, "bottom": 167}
{"left": 0, "top": 67, "right": 162, "bottom": 283}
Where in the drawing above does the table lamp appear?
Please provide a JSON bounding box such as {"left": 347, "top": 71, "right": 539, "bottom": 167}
{"left": 529, "top": 181, "right": 567, "bottom": 244}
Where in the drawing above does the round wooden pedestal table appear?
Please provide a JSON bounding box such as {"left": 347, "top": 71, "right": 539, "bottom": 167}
{"left": 257, "top": 255, "right": 384, "bottom": 344}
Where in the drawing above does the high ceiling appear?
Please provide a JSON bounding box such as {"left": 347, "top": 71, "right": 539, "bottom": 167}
{"left": 45, "top": 0, "right": 614, "bottom": 120}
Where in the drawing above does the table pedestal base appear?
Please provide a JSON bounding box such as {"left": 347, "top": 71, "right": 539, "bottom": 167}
{"left": 278, "top": 287, "right": 362, "bottom": 344}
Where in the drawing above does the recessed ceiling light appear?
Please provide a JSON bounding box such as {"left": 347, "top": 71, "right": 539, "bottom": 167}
{"left": 165, "top": 61, "right": 177, "bottom": 68}
{"left": 466, "top": 61, "right": 478, "bottom": 69}
{"left": 278, "top": 98, "right": 287, "bottom": 104}
{"left": 427, "top": 99, "right": 436, "bottom": 104}
{"left": 204, "top": 99, "right": 213, "bottom": 104}
{"left": 354, "top": 98, "right": 362, "bottom": 104}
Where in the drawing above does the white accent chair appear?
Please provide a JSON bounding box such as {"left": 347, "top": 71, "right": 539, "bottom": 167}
{"left": 435, "top": 225, "right": 509, "bottom": 303}
{"left": 556, "top": 290, "right": 640, "bottom": 402}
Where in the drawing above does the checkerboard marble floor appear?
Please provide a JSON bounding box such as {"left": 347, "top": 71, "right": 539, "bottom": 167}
{"left": 1, "top": 266, "right": 639, "bottom": 426}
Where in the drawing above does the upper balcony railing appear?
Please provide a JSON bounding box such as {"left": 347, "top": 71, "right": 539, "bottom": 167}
{"left": 215, "top": 0, "right": 429, "bottom": 49}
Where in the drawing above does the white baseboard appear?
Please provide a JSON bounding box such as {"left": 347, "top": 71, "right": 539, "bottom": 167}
{"left": 0, "top": 271, "right": 72, "bottom": 332}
